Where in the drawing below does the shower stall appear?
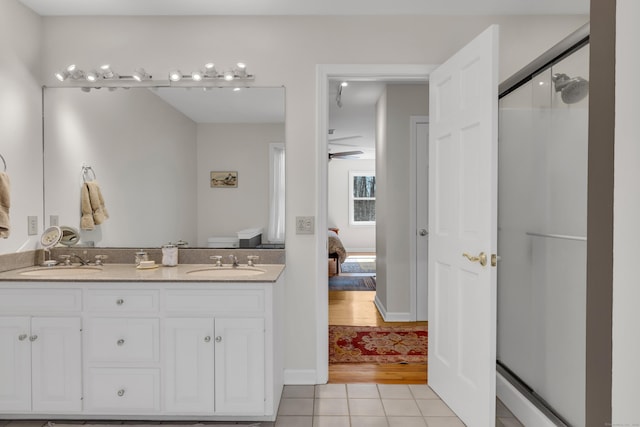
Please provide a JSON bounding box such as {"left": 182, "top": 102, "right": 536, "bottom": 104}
{"left": 497, "top": 25, "right": 589, "bottom": 427}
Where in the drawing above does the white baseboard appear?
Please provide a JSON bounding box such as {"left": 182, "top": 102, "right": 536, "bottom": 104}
{"left": 284, "top": 369, "right": 318, "bottom": 385}
{"left": 374, "top": 295, "right": 411, "bottom": 322}
{"left": 497, "top": 371, "right": 560, "bottom": 427}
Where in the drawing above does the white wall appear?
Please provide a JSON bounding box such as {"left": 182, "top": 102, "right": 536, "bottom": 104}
{"left": 376, "top": 84, "right": 429, "bottom": 318}
{"left": 613, "top": 0, "right": 640, "bottom": 423}
{"left": 43, "top": 88, "right": 198, "bottom": 247}
{"left": 196, "top": 123, "right": 285, "bottom": 246}
{"left": 0, "top": 0, "right": 42, "bottom": 253}
{"left": 327, "top": 158, "right": 376, "bottom": 252}
{"left": 13, "top": 10, "right": 587, "bottom": 380}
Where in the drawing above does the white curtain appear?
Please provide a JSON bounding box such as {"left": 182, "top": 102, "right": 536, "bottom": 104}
{"left": 268, "top": 143, "right": 285, "bottom": 243}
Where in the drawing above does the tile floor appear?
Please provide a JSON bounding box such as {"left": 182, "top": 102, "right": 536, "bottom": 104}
{"left": 0, "top": 384, "right": 523, "bottom": 427}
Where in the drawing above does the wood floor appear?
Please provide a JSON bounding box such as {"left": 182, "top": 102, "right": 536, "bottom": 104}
{"left": 328, "top": 289, "right": 428, "bottom": 384}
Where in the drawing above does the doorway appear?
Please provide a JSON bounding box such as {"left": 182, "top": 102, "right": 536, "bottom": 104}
{"left": 316, "top": 65, "right": 435, "bottom": 384}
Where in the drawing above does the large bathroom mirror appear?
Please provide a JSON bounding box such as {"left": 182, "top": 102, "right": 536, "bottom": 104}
{"left": 43, "top": 86, "right": 285, "bottom": 248}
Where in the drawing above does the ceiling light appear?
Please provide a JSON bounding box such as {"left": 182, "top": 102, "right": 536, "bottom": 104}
{"left": 341, "top": 81, "right": 348, "bottom": 87}
{"left": 223, "top": 71, "right": 234, "bottom": 81}
{"left": 169, "top": 69, "right": 182, "bottom": 82}
{"left": 132, "top": 68, "right": 150, "bottom": 82}
{"left": 233, "top": 87, "right": 241, "bottom": 92}
{"left": 191, "top": 70, "right": 203, "bottom": 81}
{"left": 86, "top": 70, "right": 101, "bottom": 82}
{"left": 100, "top": 64, "right": 117, "bottom": 79}
{"left": 55, "top": 70, "right": 70, "bottom": 81}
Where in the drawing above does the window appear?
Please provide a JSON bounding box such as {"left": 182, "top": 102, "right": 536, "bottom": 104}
{"left": 267, "top": 143, "right": 285, "bottom": 243}
{"left": 349, "top": 171, "right": 375, "bottom": 225}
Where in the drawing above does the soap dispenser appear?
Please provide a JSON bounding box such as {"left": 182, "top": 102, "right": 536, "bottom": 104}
{"left": 162, "top": 243, "right": 178, "bottom": 267}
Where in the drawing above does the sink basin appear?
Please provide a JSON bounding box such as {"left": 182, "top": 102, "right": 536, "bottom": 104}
{"left": 186, "top": 267, "right": 266, "bottom": 278}
{"left": 20, "top": 266, "right": 103, "bottom": 277}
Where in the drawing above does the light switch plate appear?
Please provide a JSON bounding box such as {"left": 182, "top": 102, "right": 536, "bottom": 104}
{"left": 50, "top": 215, "right": 59, "bottom": 226}
{"left": 296, "top": 216, "right": 315, "bottom": 234}
{"left": 27, "top": 216, "right": 38, "bottom": 235}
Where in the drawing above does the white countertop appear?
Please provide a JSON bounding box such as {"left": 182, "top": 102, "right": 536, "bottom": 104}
{"left": 0, "top": 263, "right": 285, "bottom": 283}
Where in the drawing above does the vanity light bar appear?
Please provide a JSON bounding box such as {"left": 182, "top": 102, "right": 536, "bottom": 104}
{"left": 54, "top": 62, "right": 254, "bottom": 84}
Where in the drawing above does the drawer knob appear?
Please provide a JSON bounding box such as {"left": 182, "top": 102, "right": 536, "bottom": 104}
{"left": 29, "top": 335, "right": 38, "bottom": 342}
{"left": 18, "top": 334, "right": 28, "bottom": 341}
{"left": 215, "top": 336, "right": 222, "bottom": 343}
{"left": 117, "top": 389, "right": 125, "bottom": 397}
{"left": 204, "top": 336, "right": 211, "bottom": 343}
{"left": 116, "top": 298, "right": 125, "bottom": 305}
{"left": 117, "top": 339, "right": 125, "bottom": 346}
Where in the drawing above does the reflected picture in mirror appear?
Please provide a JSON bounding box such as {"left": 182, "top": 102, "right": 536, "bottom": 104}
{"left": 43, "top": 86, "right": 285, "bottom": 248}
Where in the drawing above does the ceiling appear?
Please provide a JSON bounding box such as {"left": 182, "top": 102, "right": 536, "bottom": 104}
{"left": 152, "top": 87, "right": 285, "bottom": 124}
{"left": 18, "top": 0, "right": 588, "bottom": 16}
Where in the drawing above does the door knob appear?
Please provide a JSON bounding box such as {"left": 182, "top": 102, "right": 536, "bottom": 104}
{"left": 419, "top": 229, "right": 428, "bottom": 236}
{"left": 462, "top": 252, "right": 487, "bottom": 267}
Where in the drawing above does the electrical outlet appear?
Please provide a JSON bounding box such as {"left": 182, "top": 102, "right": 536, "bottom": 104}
{"left": 296, "top": 216, "right": 315, "bottom": 235}
{"left": 27, "top": 216, "right": 38, "bottom": 236}
{"left": 50, "top": 215, "right": 59, "bottom": 226}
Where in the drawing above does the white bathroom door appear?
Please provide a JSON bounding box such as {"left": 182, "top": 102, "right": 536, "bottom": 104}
{"left": 428, "top": 25, "right": 498, "bottom": 426}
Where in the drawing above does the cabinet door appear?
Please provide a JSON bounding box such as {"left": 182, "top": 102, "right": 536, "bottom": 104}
{"left": 214, "top": 317, "right": 265, "bottom": 414}
{"left": 164, "top": 318, "right": 215, "bottom": 413}
{"left": 31, "top": 317, "right": 82, "bottom": 412}
{"left": 0, "top": 317, "right": 31, "bottom": 412}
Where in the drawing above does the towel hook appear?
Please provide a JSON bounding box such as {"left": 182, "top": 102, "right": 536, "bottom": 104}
{"left": 81, "top": 165, "right": 96, "bottom": 182}
{"left": 0, "top": 153, "right": 6, "bottom": 172}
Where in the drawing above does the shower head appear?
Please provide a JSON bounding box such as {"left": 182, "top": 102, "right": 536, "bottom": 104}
{"left": 552, "top": 73, "right": 589, "bottom": 104}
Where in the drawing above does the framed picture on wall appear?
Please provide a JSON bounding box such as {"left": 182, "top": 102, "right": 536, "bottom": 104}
{"left": 210, "top": 171, "right": 238, "bottom": 188}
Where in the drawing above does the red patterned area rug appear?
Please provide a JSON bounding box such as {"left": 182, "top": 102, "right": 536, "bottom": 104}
{"left": 329, "top": 325, "right": 428, "bottom": 364}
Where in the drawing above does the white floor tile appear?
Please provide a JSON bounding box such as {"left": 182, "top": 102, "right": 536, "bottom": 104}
{"left": 349, "top": 398, "right": 386, "bottom": 416}
{"left": 312, "top": 416, "right": 350, "bottom": 427}
{"left": 275, "top": 415, "right": 313, "bottom": 426}
{"left": 409, "top": 384, "right": 440, "bottom": 400}
{"left": 387, "top": 416, "right": 428, "bottom": 426}
{"left": 283, "top": 385, "right": 316, "bottom": 399}
{"left": 315, "top": 384, "right": 347, "bottom": 399}
{"left": 416, "top": 399, "right": 456, "bottom": 417}
{"left": 381, "top": 398, "right": 422, "bottom": 417}
{"left": 377, "top": 384, "right": 414, "bottom": 399}
{"left": 314, "top": 398, "right": 350, "bottom": 416}
{"left": 349, "top": 416, "right": 389, "bottom": 427}
{"left": 347, "top": 383, "right": 381, "bottom": 399}
{"left": 278, "top": 398, "right": 315, "bottom": 416}
{"left": 423, "top": 417, "right": 466, "bottom": 427}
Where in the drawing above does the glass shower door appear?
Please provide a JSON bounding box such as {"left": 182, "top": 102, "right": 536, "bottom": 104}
{"left": 497, "top": 44, "right": 589, "bottom": 427}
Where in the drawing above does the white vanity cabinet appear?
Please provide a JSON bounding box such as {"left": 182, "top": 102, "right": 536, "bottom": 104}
{"left": 163, "top": 289, "right": 269, "bottom": 415}
{"left": 84, "top": 289, "right": 161, "bottom": 414}
{"left": 0, "top": 273, "right": 284, "bottom": 421}
{"left": 0, "top": 289, "right": 82, "bottom": 414}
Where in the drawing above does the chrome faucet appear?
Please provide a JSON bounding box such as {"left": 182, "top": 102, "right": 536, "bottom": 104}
{"left": 70, "top": 253, "right": 90, "bottom": 265}
{"left": 229, "top": 254, "right": 239, "bottom": 267}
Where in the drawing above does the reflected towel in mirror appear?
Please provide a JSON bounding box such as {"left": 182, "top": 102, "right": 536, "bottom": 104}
{"left": 80, "top": 181, "right": 109, "bottom": 230}
{"left": 0, "top": 172, "right": 10, "bottom": 238}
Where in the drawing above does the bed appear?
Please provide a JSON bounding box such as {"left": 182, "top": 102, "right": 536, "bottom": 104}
{"left": 328, "top": 228, "right": 347, "bottom": 275}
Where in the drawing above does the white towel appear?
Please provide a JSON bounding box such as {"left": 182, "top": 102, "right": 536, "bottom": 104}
{"left": 0, "top": 172, "right": 9, "bottom": 238}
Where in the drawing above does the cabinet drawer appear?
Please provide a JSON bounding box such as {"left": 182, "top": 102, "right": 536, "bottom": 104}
{"left": 0, "top": 288, "right": 81, "bottom": 312}
{"left": 165, "top": 289, "right": 264, "bottom": 313}
{"left": 86, "top": 368, "right": 160, "bottom": 413}
{"left": 86, "top": 318, "right": 159, "bottom": 362}
{"left": 86, "top": 290, "right": 159, "bottom": 312}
